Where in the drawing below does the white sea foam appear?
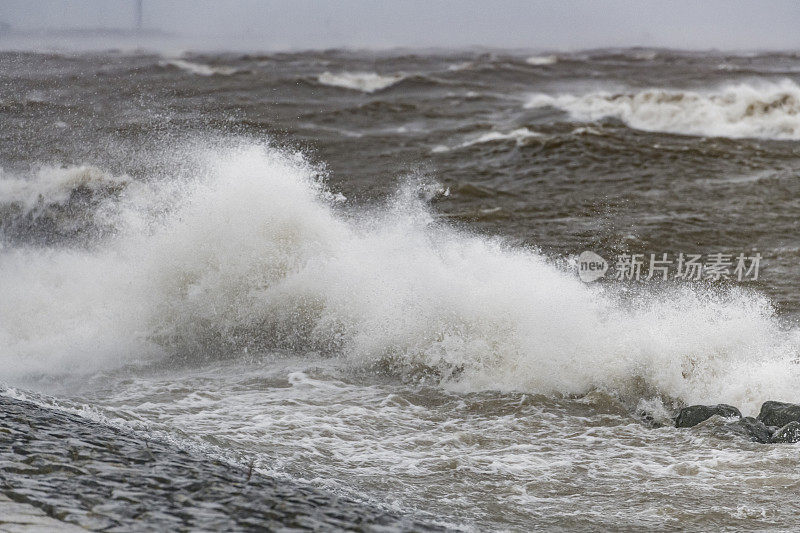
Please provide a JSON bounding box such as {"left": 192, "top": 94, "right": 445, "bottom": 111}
{"left": 525, "top": 55, "right": 558, "bottom": 66}
{"left": 633, "top": 51, "right": 658, "bottom": 61}
{"left": 161, "top": 59, "right": 238, "bottom": 76}
{"left": 447, "top": 61, "right": 474, "bottom": 71}
{"left": 0, "top": 165, "right": 129, "bottom": 211}
{"left": 465, "top": 127, "right": 542, "bottom": 146}
{"left": 317, "top": 71, "right": 404, "bottom": 93}
{"left": 432, "top": 128, "right": 542, "bottom": 152}
{"left": 525, "top": 80, "right": 800, "bottom": 140}
{"left": 1, "top": 141, "right": 799, "bottom": 412}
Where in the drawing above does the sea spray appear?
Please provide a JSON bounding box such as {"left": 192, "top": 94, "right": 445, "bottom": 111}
{"left": 0, "top": 140, "right": 799, "bottom": 413}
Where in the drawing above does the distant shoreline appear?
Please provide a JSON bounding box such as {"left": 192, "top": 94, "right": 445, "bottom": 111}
{"left": 0, "top": 27, "right": 171, "bottom": 38}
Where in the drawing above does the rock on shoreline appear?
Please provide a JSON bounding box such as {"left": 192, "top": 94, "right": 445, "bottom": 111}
{"left": 0, "top": 395, "right": 446, "bottom": 531}
{"left": 675, "top": 400, "right": 800, "bottom": 445}
{"left": 674, "top": 404, "right": 742, "bottom": 428}
{"left": 757, "top": 401, "right": 800, "bottom": 428}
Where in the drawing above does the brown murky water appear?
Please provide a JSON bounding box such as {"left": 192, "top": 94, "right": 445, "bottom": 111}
{"left": 2, "top": 48, "right": 800, "bottom": 530}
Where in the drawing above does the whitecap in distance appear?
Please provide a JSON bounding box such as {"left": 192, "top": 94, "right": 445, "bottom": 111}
{"left": 525, "top": 80, "right": 800, "bottom": 140}
{"left": 317, "top": 71, "right": 405, "bottom": 93}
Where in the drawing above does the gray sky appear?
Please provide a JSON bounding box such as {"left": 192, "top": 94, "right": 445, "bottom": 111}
{"left": 2, "top": 0, "right": 800, "bottom": 51}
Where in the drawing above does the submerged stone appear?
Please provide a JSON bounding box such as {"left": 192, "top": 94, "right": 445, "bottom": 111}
{"left": 771, "top": 421, "right": 800, "bottom": 444}
{"left": 675, "top": 404, "right": 742, "bottom": 428}
{"left": 756, "top": 401, "right": 800, "bottom": 428}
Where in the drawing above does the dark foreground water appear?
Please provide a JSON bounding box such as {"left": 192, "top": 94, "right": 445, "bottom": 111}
{"left": 2, "top": 47, "right": 800, "bottom": 531}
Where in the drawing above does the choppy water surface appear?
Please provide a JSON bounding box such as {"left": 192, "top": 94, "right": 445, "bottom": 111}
{"left": 2, "top": 48, "right": 800, "bottom": 530}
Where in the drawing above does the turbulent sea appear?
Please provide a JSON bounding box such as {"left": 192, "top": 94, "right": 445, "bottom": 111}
{"left": 2, "top": 47, "right": 800, "bottom": 530}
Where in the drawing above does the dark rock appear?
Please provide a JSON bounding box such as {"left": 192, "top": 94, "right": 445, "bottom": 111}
{"left": 756, "top": 401, "right": 800, "bottom": 428}
{"left": 675, "top": 404, "right": 742, "bottom": 428}
{"left": 728, "top": 417, "right": 772, "bottom": 444}
{"left": 771, "top": 421, "right": 800, "bottom": 444}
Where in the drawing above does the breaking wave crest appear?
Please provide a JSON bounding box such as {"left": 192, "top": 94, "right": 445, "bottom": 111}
{"left": 432, "top": 128, "right": 542, "bottom": 152}
{"left": 160, "top": 59, "right": 239, "bottom": 76}
{"left": 0, "top": 165, "right": 128, "bottom": 211}
{"left": 1, "top": 140, "right": 799, "bottom": 413}
{"left": 526, "top": 80, "right": 800, "bottom": 140}
{"left": 317, "top": 71, "right": 405, "bottom": 93}
{"left": 0, "top": 165, "right": 132, "bottom": 245}
{"left": 525, "top": 55, "right": 558, "bottom": 66}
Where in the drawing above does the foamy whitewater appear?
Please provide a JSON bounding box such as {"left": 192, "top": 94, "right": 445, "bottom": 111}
{"left": 160, "top": 58, "right": 239, "bottom": 76}
{"left": 2, "top": 141, "right": 799, "bottom": 414}
{"left": 525, "top": 55, "right": 558, "bottom": 66}
{"left": 526, "top": 80, "right": 800, "bottom": 139}
{"left": 432, "top": 127, "right": 543, "bottom": 152}
{"left": 4, "top": 48, "right": 800, "bottom": 531}
{"left": 318, "top": 71, "right": 405, "bottom": 92}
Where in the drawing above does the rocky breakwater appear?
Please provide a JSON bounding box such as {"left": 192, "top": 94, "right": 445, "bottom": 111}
{"left": 674, "top": 401, "right": 800, "bottom": 444}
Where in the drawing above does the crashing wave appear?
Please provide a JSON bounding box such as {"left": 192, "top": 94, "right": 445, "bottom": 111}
{"left": 317, "top": 71, "right": 405, "bottom": 93}
{"left": 525, "top": 80, "right": 800, "bottom": 140}
{"left": 1, "top": 141, "right": 799, "bottom": 413}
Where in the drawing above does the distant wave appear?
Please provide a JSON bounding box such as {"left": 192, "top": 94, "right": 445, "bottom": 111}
{"left": 632, "top": 50, "right": 658, "bottom": 61}
{"left": 525, "top": 80, "right": 800, "bottom": 140}
{"left": 447, "top": 61, "right": 474, "bottom": 71}
{"left": 467, "top": 127, "right": 542, "bottom": 145}
{"left": 432, "top": 127, "right": 542, "bottom": 152}
{"left": 160, "top": 59, "right": 239, "bottom": 76}
{"left": 525, "top": 55, "right": 558, "bottom": 66}
{"left": 317, "top": 71, "right": 405, "bottom": 93}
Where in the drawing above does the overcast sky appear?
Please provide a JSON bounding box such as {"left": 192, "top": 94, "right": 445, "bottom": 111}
{"left": 2, "top": 0, "right": 799, "bottom": 51}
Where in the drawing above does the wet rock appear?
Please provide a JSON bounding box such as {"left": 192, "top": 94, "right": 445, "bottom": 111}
{"left": 756, "top": 401, "right": 800, "bottom": 428}
{"left": 726, "top": 417, "right": 772, "bottom": 444}
{"left": 770, "top": 421, "right": 800, "bottom": 444}
{"left": 675, "top": 404, "right": 742, "bottom": 428}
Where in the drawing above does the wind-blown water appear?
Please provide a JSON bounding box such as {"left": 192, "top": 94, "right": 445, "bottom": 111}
{"left": 2, "top": 47, "right": 800, "bottom": 530}
{"left": 2, "top": 141, "right": 798, "bottom": 409}
{"left": 525, "top": 80, "right": 800, "bottom": 139}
